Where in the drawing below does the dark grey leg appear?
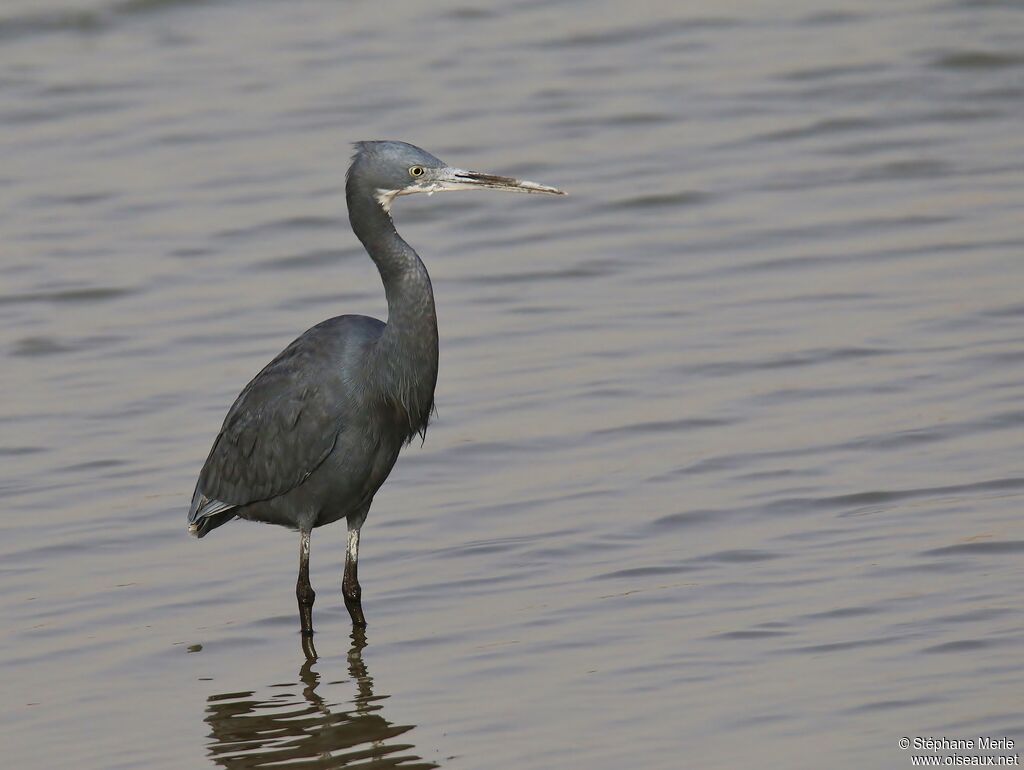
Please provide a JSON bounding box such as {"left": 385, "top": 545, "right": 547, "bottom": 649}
{"left": 343, "top": 527, "right": 366, "bottom": 628}
{"left": 296, "top": 529, "right": 316, "bottom": 637}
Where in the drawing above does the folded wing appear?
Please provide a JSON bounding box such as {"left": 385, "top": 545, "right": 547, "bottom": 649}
{"left": 188, "top": 317, "right": 375, "bottom": 531}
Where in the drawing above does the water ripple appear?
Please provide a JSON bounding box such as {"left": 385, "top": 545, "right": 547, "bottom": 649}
{"left": 3, "top": 2, "right": 1024, "bottom": 768}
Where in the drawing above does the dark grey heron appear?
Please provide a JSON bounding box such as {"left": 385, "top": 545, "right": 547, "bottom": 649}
{"left": 188, "top": 141, "right": 565, "bottom": 636}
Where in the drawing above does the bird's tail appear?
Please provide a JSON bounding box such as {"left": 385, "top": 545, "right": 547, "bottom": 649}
{"left": 188, "top": 487, "right": 238, "bottom": 538}
{"left": 188, "top": 508, "right": 237, "bottom": 538}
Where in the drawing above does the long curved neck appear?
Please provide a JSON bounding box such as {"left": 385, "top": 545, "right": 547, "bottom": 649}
{"left": 346, "top": 181, "right": 439, "bottom": 439}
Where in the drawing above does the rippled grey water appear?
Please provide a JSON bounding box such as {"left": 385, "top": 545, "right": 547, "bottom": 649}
{"left": 3, "top": 0, "right": 1023, "bottom": 768}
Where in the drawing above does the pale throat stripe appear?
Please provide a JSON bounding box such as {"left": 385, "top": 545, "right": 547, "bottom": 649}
{"left": 375, "top": 189, "right": 398, "bottom": 212}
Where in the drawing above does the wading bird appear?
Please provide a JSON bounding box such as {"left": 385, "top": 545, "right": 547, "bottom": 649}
{"left": 188, "top": 141, "right": 564, "bottom": 635}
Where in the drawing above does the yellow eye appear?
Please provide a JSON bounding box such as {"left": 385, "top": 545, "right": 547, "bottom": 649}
{"left": 409, "top": 166, "right": 425, "bottom": 177}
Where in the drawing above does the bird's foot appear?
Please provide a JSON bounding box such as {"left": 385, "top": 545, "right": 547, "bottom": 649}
{"left": 343, "top": 591, "right": 366, "bottom": 628}
{"left": 300, "top": 631, "right": 318, "bottom": 661}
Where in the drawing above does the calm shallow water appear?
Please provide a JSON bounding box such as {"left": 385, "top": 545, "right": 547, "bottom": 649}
{"left": 2, "top": 0, "right": 1023, "bottom": 768}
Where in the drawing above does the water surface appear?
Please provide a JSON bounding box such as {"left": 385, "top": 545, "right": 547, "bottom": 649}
{"left": 2, "top": 0, "right": 1023, "bottom": 768}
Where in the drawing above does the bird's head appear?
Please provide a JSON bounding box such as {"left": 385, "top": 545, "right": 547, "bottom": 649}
{"left": 347, "top": 140, "right": 565, "bottom": 212}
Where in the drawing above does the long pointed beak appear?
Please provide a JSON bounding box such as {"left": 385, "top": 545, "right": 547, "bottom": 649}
{"left": 430, "top": 167, "right": 566, "bottom": 196}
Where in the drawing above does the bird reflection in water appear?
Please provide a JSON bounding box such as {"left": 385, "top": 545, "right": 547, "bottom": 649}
{"left": 201, "top": 630, "right": 438, "bottom": 769}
